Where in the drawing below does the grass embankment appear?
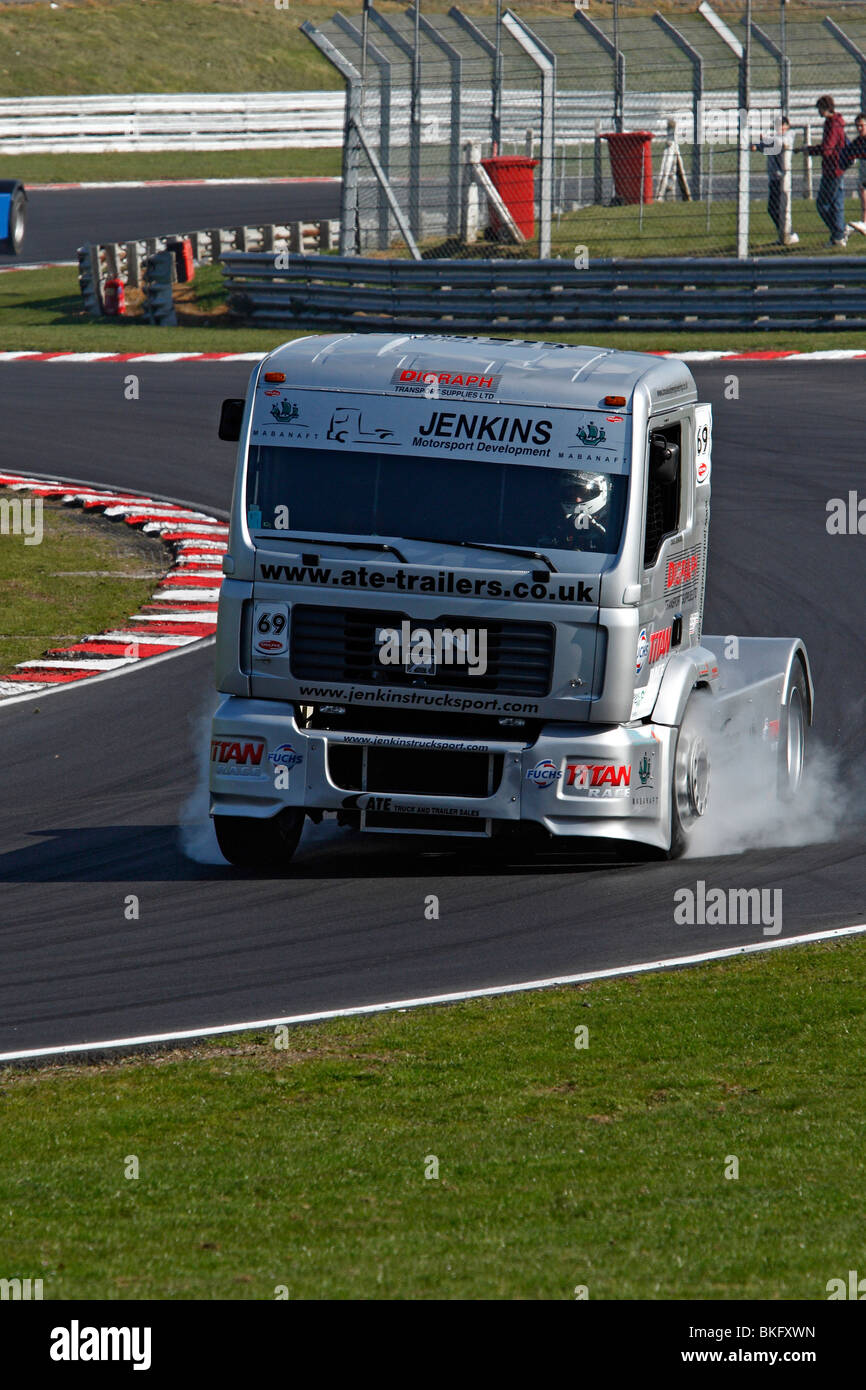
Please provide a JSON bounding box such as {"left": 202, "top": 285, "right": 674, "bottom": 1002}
{"left": 1, "top": 938, "right": 865, "bottom": 1299}
{"left": 0, "top": 0, "right": 345, "bottom": 99}
{"left": 0, "top": 494, "right": 166, "bottom": 670}
{"left": 8, "top": 149, "right": 343, "bottom": 186}
{"left": 4, "top": 263, "right": 866, "bottom": 356}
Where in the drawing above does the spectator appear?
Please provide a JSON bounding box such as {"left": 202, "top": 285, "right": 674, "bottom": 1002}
{"left": 842, "top": 112, "right": 866, "bottom": 236}
{"left": 751, "top": 116, "right": 799, "bottom": 244}
{"left": 806, "top": 95, "right": 848, "bottom": 247}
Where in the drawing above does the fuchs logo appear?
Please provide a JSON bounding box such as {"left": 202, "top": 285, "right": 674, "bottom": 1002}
{"left": 636, "top": 627, "right": 649, "bottom": 674}
{"left": 696, "top": 455, "right": 710, "bottom": 484}
{"left": 210, "top": 739, "right": 265, "bottom": 766}
{"left": 638, "top": 752, "right": 654, "bottom": 786}
{"left": 666, "top": 554, "right": 699, "bottom": 589}
{"left": 649, "top": 627, "right": 672, "bottom": 664}
{"left": 565, "top": 763, "right": 631, "bottom": 795}
{"left": 576, "top": 421, "right": 606, "bottom": 445}
{"left": 270, "top": 400, "right": 300, "bottom": 423}
{"left": 827, "top": 1270, "right": 866, "bottom": 1299}
{"left": 527, "top": 759, "right": 561, "bottom": 788}
{"left": 268, "top": 744, "right": 302, "bottom": 770}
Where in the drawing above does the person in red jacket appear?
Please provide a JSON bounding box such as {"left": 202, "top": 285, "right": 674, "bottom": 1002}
{"left": 807, "top": 95, "right": 848, "bottom": 246}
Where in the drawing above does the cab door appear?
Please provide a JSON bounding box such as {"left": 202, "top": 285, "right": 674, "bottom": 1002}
{"left": 630, "top": 409, "right": 706, "bottom": 719}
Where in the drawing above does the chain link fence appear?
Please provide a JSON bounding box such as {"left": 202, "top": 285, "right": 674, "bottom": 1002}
{"left": 303, "top": 2, "right": 866, "bottom": 261}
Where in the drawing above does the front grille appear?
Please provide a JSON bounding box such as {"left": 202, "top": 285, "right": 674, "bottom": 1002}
{"left": 290, "top": 605, "right": 554, "bottom": 697}
{"left": 328, "top": 744, "right": 502, "bottom": 796}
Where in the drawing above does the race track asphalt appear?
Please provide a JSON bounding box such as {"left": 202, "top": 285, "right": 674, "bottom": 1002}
{"left": 0, "top": 180, "right": 342, "bottom": 267}
{"left": 0, "top": 359, "right": 864, "bottom": 1055}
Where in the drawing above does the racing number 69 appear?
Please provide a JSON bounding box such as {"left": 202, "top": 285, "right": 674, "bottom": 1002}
{"left": 252, "top": 602, "right": 290, "bottom": 656}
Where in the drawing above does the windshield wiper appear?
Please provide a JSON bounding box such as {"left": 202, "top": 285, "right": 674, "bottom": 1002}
{"left": 264, "top": 535, "right": 407, "bottom": 563}
{"left": 404, "top": 536, "right": 558, "bottom": 574}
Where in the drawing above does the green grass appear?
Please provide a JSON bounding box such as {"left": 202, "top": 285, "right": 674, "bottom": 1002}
{"left": 7, "top": 149, "right": 342, "bottom": 186}
{"left": 2, "top": 938, "right": 865, "bottom": 1299}
{"left": 0, "top": 495, "right": 166, "bottom": 670}
{"left": 4, "top": 263, "right": 866, "bottom": 356}
{"left": 548, "top": 196, "right": 866, "bottom": 261}
{"left": 0, "top": 0, "right": 345, "bottom": 98}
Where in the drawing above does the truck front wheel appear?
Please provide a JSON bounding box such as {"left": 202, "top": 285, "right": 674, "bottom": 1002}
{"left": 669, "top": 690, "right": 711, "bottom": 858}
{"left": 214, "top": 808, "right": 304, "bottom": 869}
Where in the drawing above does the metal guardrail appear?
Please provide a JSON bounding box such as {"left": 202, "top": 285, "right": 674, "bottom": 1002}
{"left": 0, "top": 92, "right": 346, "bottom": 153}
{"left": 2, "top": 86, "right": 864, "bottom": 155}
{"left": 221, "top": 253, "right": 866, "bottom": 331}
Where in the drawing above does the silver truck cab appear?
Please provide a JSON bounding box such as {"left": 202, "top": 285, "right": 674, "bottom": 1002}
{"left": 210, "top": 333, "right": 811, "bottom": 866}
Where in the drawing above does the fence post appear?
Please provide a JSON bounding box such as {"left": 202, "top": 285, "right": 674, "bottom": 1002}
{"left": 413, "top": 7, "right": 464, "bottom": 243}
{"left": 301, "top": 22, "right": 362, "bottom": 256}
{"left": 594, "top": 119, "right": 603, "bottom": 205}
{"left": 779, "top": 136, "right": 793, "bottom": 244}
{"left": 652, "top": 11, "right": 705, "bottom": 202}
{"left": 736, "top": 109, "right": 750, "bottom": 259}
{"left": 502, "top": 10, "right": 556, "bottom": 259}
{"left": 334, "top": 12, "right": 392, "bottom": 252}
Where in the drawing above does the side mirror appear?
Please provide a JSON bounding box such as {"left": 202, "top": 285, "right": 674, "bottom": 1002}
{"left": 650, "top": 432, "right": 679, "bottom": 485}
{"left": 218, "top": 398, "right": 245, "bottom": 441}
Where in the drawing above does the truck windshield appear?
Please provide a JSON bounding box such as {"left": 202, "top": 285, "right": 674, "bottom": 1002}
{"left": 246, "top": 445, "right": 628, "bottom": 557}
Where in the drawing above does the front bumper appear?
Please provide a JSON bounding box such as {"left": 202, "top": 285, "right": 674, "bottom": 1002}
{"left": 209, "top": 697, "right": 676, "bottom": 850}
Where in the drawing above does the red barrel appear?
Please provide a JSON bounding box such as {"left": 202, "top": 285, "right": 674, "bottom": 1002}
{"left": 102, "top": 276, "right": 126, "bottom": 316}
{"left": 168, "top": 236, "right": 195, "bottom": 283}
{"left": 480, "top": 155, "right": 539, "bottom": 239}
{"left": 601, "top": 131, "right": 654, "bottom": 205}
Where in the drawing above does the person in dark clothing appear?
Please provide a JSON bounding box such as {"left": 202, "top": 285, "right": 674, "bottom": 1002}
{"left": 842, "top": 112, "right": 866, "bottom": 236}
{"left": 807, "top": 95, "right": 848, "bottom": 246}
{"left": 751, "top": 116, "right": 798, "bottom": 243}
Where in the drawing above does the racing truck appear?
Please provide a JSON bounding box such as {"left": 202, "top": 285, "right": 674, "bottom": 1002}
{"left": 0, "top": 181, "right": 27, "bottom": 255}
{"left": 210, "top": 333, "right": 811, "bottom": 867}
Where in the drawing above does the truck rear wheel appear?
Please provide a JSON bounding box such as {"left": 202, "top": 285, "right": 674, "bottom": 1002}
{"left": 669, "top": 690, "right": 711, "bottom": 858}
{"left": 777, "top": 661, "right": 808, "bottom": 801}
{"left": 214, "top": 807, "right": 304, "bottom": 869}
{"left": 1, "top": 187, "right": 26, "bottom": 255}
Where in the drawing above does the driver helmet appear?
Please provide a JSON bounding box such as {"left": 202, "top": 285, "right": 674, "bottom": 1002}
{"left": 560, "top": 470, "right": 609, "bottom": 530}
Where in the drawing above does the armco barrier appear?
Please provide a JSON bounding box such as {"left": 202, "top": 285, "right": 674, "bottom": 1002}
{"left": 221, "top": 254, "right": 866, "bottom": 331}
{"left": 78, "top": 220, "right": 340, "bottom": 318}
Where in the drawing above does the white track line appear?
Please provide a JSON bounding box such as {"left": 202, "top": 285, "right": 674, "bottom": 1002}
{"left": 3, "top": 923, "right": 864, "bottom": 1064}
{"left": 29, "top": 177, "right": 340, "bottom": 190}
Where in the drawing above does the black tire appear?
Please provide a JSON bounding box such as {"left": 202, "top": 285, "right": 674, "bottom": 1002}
{"left": 214, "top": 807, "right": 304, "bottom": 869}
{"left": 777, "top": 660, "right": 808, "bottom": 801}
{"left": 1, "top": 188, "right": 26, "bottom": 255}
{"left": 668, "top": 689, "right": 712, "bottom": 859}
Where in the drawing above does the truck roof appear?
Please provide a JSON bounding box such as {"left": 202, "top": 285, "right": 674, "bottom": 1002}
{"left": 261, "top": 333, "right": 697, "bottom": 413}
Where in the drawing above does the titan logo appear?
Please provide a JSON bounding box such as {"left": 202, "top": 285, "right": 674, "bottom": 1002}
{"left": 649, "top": 627, "right": 672, "bottom": 664}
{"left": 210, "top": 739, "right": 265, "bottom": 765}
{"left": 565, "top": 763, "right": 631, "bottom": 788}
